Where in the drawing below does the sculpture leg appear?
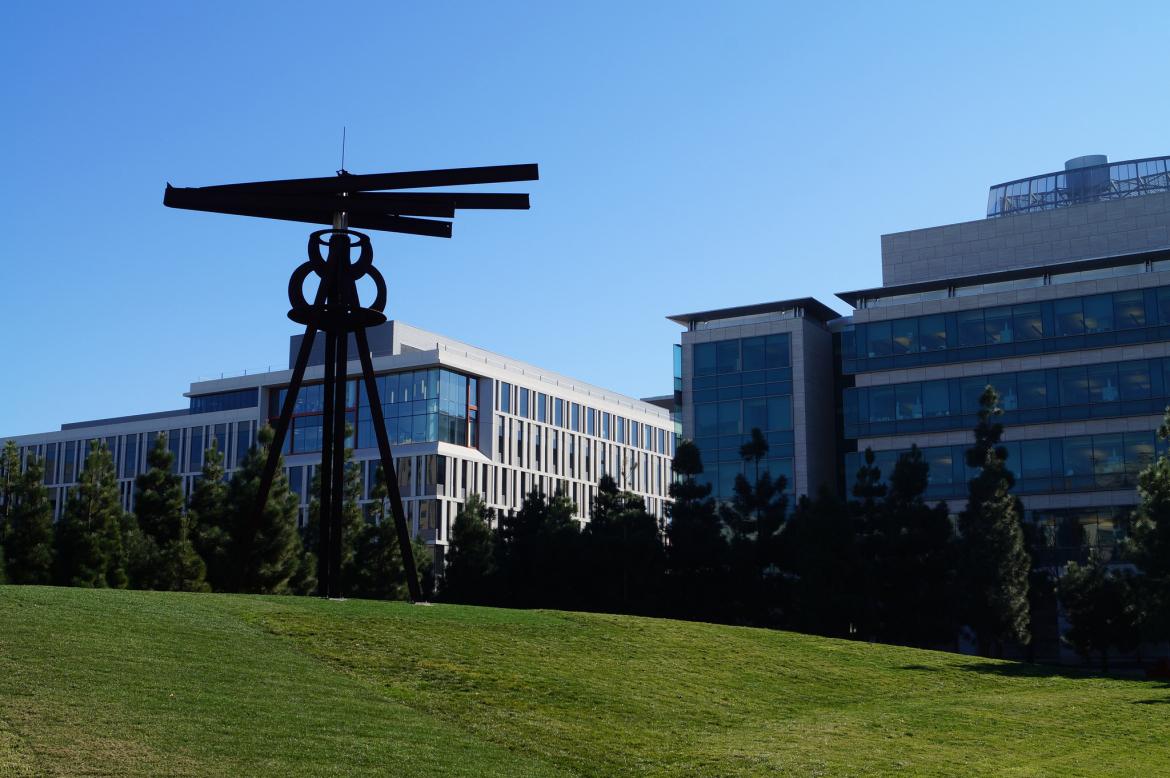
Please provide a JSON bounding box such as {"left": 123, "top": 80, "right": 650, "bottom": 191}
{"left": 329, "top": 330, "right": 348, "bottom": 598}
{"left": 317, "top": 329, "right": 337, "bottom": 598}
{"left": 354, "top": 326, "right": 422, "bottom": 602}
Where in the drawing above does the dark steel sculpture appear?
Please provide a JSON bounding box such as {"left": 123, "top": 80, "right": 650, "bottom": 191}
{"left": 164, "top": 163, "right": 539, "bottom": 599}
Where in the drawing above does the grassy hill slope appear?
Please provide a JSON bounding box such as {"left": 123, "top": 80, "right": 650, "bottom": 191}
{"left": 1, "top": 586, "right": 1167, "bottom": 776}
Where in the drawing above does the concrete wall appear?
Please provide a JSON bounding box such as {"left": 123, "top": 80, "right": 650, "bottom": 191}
{"left": 881, "top": 190, "right": 1170, "bottom": 287}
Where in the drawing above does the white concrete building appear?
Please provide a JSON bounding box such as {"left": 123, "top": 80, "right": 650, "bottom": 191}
{"left": 3, "top": 322, "right": 674, "bottom": 567}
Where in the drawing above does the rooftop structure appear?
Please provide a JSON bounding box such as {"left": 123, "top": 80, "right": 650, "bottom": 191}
{"left": 987, "top": 154, "right": 1170, "bottom": 218}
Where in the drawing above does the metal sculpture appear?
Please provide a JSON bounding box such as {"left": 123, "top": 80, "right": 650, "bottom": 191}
{"left": 164, "top": 163, "right": 539, "bottom": 599}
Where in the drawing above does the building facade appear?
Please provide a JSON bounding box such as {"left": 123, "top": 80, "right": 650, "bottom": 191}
{"left": 672, "top": 154, "right": 1170, "bottom": 567}
{"left": 669, "top": 299, "right": 839, "bottom": 502}
{"left": 2, "top": 322, "right": 674, "bottom": 567}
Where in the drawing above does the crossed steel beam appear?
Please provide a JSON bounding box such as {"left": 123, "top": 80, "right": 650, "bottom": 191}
{"left": 165, "top": 162, "right": 538, "bottom": 599}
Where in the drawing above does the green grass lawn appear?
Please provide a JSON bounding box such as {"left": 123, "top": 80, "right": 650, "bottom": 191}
{"left": 1, "top": 587, "right": 1167, "bottom": 776}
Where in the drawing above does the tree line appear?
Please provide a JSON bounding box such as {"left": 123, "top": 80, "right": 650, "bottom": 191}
{"left": 3, "top": 387, "right": 1168, "bottom": 667}
{"left": 0, "top": 427, "right": 430, "bottom": 599}
{"left": 440, "top": 386, "right": 1170, "bottom": 667}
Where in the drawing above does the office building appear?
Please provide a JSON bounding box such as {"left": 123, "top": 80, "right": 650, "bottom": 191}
{"left": 674, "top": 154, "right": 1170, "bottom": 564}
{"left": 2, "top": 322, "right": 675, "bottom": 566}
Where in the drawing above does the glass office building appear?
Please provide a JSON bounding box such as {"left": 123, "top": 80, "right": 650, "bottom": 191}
{"left": 669, "top": 299, "right": 839, "bottom": 501}
{"left": 837, "top": 153, "right": 1170, "bottom": 568}
{"left": 1, "top": 321, "right": 674, "bottom": 567}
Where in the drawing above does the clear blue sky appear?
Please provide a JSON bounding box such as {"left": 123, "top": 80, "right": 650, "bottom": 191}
{"left": 1, "top": 1, "right": 1167, "bottom": 436}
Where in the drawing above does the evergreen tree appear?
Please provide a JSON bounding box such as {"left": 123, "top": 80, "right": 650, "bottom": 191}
{"left": 442, "top": 493, "right": 496, "bottom": 605}
{"left": 496, "top": 488, "right": 579, "bottom": 608}
{"left": 299, "top": 451, "right": 367, "bottom": 597}
{"left": 348, "top": 464, "right": 408, "bottom": 600}
{"left": 188, "top": 439, "right": 232, "bottom": 591}
{"left": 850, "top": 448, "right": 887, "bottom": 637}
{"left": 1132, "top": 407, "right": 1170, "bottom": 646}
{"left": 779, "top": 488, "right": 861, "bottom": 638}
{"left": 721, "top": 428, "right": 787, "bottom": 625}
{"left": 957, "top": 386, "right": 1031, "bottom": 656}
{"left": 4, "top": 454, "right": 55, "bottom": 585}
{"left": 1, "top": 440, "right": 20, "bottom": 531}
{"left": 1059, "top": 553, "right": 1142, "bottom": 671}
{"left": 224, "top": 426, "right": 303, "bottom": 594}
{"left": 133, "top": 434, "right": 207, "bottom": 592}
{"left": 56, "top": 440, "right": 129, "bottom": 588}
{"left": 870, "top": 446, "right": 956, "bottom": 647}
{"left": 663, "top": 440, "right": 730, "bottom": 622}
{"left": 582, "top": 475, "right": 664, "bottom": 615}
{"left": 413, "top": 532, "right": 436, "bottom": 601}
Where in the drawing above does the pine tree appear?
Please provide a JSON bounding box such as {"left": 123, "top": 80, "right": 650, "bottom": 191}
{"left": 722, "top": 428, "right": 787, "bottom": 625}
{"left": 1, "top": 440, "right": 20, "bottom": 531}
{"left": 56, "top": 440, "right": 129, "bottom": 588}
{"left": 582, "top": 476, "right": 664, "bottom": 615}
{"left": 871, "top": 445, "right": 956, "bottom": 647}
{"left": 780, "top": 488, "right": 860, "bottom": 638}
{"left": 1059, "top": 553, "right": 1142, "bottom": 671}
{"left": 4, "top": 454, "right": 55, "bottom": 585}
{"left": 442, "top": 493, "right": 496, "bottom": 605}
{"left": 496, "top": 488, "right": 579, "bottom": 608}
{"left": 356, "top": 465, "right": 405, "bottom": 597}
{"left": 133, "top": 434, "right": 207, "bottom": 592}
{"left": 1132, "top": 407, "right": 1170, "bottom": 646}
{"left": 958, "top": 386, "right": 1031, "bottom": 656}
{"left": 188, "top": 439, "right": 232, "bottom": 591}
{"left": 297, "top": 434, "right": 367, "bottom": 597}
{"left": 225, "top": 426, "right": 303, "bottom": 594}
{"left": 663, "top": 440, "right": 730, "bottom": 622}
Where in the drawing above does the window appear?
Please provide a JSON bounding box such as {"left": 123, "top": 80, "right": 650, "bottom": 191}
{"left": 919, "top": 315, "right": 947, "bottom": 350}
{"left": 1114, "top": 290, "right": 1146, "bottom": 329}
{"left": 869, "top": 386, "right": 895, "bottom": 422}
{"left": 715, "top": 340, "right": 740, "bottom": 373}
{"left": 537, "top": 393, "right": 547, "bottom": 423}
{"left": 984, "top": 306, "right": 1013, "bottom": 344}
{"left": 1059, "top": 367, "right": 1089, "bottom": 406}
{"left": 959, "top": 377, "right": 987, "bottom": 415}
{"left": 694, "top": 343, "right": 716, "bottom": 376}
{"left": 765, "top": 334, "right": 790, "bottom": 368}
{"left": 717, "top": 401, "right": 740, "bottom": 436}
{"left": 1119, "top": 362, "right": 1152, "bottom": 400}
{"left": 1017, "top": 371, "right": 1048, "bottom": 409}
{"left": 1087, "top": 363, "right": 1120, "bottom": 404}
{"left": 571, "top": 403, "right": 580, "bottom": 431}
{"left": 741, "top": 336, "right": 766, "bottom": 370}
{"left": 1013, "top": 304, "right": 1044, "bottom": 341}
{"left": 890, "top": 319, "right": 918, "bottom": 355}
{"left": 866, "top": 321, "right": 891, "bottom": 357}
{"left": 555, "top": 398, "right": 564, "bottom": 428}
{"left": 519, "top": 388, "right": 529, "bottom": 418}
{"left": 189, "top": 427, "right": 203, "bottom": 472}
{"left": 957, "top": 309, "right": 985, "bottom": 347}
{"left": 499, "top": 382, "right": 512, "bottom": 413}
{"left": 1055, "top": 298, "right": 1085, "bottom": 336}
{"left": 923, "top": 382, "right": 950, "bottom": 417}
{"left": 743, "top": 397, "right": 767, "bottom": 432}
{"left": 895, "top": 384, "right": 922, "bottom": 420}
{"left": 1082, "top": 294, "right": 1113, "bottom": 333}
{"left": 696, "top": 405, "right": 718, "bottom": 437}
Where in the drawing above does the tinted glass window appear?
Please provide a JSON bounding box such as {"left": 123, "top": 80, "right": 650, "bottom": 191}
{"left": 741, "top": 337, "right": 766, "bottom": 371}
{"left": 1114, "top": 290, "right": 1146, "bottom": 329}
{"left": 1013, "top": 304, "right": 1044, "bottom": 340}
{"left": 1055, "top": 298, "right": 1085, "bottom": 336}
{"left": 919, "top": 315, "right": 947, "bottom": 351}
{"left": 891, "top": 319, "right": 917, "bottom": 355}
{"left": 716, "top": 340, "right": 740, "bottom": 373}
{"left": 957, "top": 309, "right": 985, "bottom": 347}
{"left": 1083, "top": 295, "right": 1113, "bottom": 333}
